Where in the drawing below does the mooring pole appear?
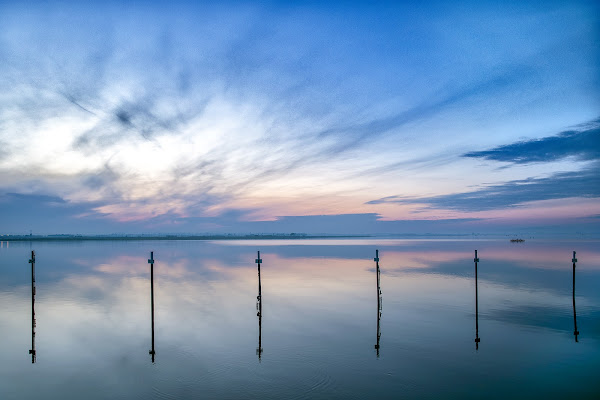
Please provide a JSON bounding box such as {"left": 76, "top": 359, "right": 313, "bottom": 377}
{"left": 255, "top": 251, "right": 262, "bottom": 318}
{"left": 374, "top": 249, "right": 382, "bottom": 355}
{"left": 255, "top": 251, "right": 263, "bottom": 359}
{"left": 375, "top": 250, "right": 382, "bottom": 313}
{"left": 474, "top": 250, "right": 480, "bottom": 350}
{"left": 148, "top": 251, "right": 155, "bottom": 362}
{"left": 28, "top": 250, "right": 36, "bottom": 363}
{"left": 572, "top": 251, "right": 579, "bottom": 342}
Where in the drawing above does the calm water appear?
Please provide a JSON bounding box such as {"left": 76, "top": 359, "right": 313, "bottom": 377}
{"left": 0, "top": 238, "right": 599, "bottom": 399}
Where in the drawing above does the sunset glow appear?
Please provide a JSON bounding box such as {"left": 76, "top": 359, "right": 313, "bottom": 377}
{"left": 0, "top": 1, "right": 598, "bottom": 235}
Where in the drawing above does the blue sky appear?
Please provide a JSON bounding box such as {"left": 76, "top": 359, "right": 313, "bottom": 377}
{"left": 0, "top": 1, "right": 598, "bottom": 235}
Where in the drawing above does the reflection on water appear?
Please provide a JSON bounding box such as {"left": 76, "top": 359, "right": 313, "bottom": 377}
{"left": 28, "top": 251, "right": 36, "bottom": 363}
{"left": 474, "top": 250, "right": 480, "bottom": 350}
{"left": 1, "top": 239, "right": 599, "bottom": 399}
{"left": 572, "top": 251, "right": 579, "bottom": 343}
{"left": 257, "top": 310, "right": 263, "bottom": 361}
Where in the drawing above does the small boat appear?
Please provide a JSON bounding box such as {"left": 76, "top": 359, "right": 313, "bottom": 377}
{"left": 510, "top": 238, "right": 525, "bottom": 243}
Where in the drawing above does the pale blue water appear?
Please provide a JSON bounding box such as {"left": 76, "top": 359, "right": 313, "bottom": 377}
{"left": 0, "top": 238, "right": 599, "bottom": 399}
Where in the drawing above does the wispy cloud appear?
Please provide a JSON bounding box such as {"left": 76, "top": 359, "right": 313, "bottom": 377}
{"left": 368, "top": 118, "right": 600, "bottom": 212}
{"left": 368, "top": 117, "right": 600, "bottom": 213}
{"left": 0, "top": 2, "right": 598, "bottom": 231}
{"left": 317, "top": 64, "right": 539, "bottom": 144}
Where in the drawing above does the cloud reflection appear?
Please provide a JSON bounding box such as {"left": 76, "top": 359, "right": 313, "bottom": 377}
{"left": 0, "top": 239, "right": 599, "bottom": 398}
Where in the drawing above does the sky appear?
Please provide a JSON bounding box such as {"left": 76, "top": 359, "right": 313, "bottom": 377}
{"left": 0, "top": 0, "right": 598, "bottom": 235}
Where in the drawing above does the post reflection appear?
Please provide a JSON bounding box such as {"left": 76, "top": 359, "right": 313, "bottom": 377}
{"left": 256, "top": 251, "right": 263, "bottom": 360}
{"left": 28, "top": 250, "right": 36, "bottom": 363}
{"left": 474, "top": 250, "right": 480, "bottom": 350}
{"left": 374, "top": 250, "right": 382, "bottom": 357}
{"left": 148, "top": 251, "right": 156, "bottom": 363}
{"left": 375, "top": 310, "right": 381, "bottom": 357}
{"left": 257, "top": 312, "right": 263, "bottom": 361}
{"left": 572, "top": 251, "right": 579, "bottom": 342}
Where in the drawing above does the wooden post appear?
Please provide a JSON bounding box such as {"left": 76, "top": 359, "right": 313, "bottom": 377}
{"left": 374, "top": 250, "right": 382, "bottom": 355}
{"left": 148, "top": 251, "right": 155, "bottom": 362}
{"left": 28, "top": 251, "right": 36, "bottom": 363}
{"left": 255, "top": 251, "right": 263, "bottom": 359}
{"left": 572, "top": 251, "right": 579, "bottom": 342}
{"left": 255, "top": 251, "right": 262, "bottom": 317}
{"left": 375, "top": 250, "right": 382, "bottom": 312}
{"left": 474, "top": 250, "right": 480, "bottom": 349}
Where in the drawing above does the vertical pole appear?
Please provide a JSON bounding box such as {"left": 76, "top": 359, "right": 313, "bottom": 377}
{"left": 572, "top": 251, "right": 579, "bottom": 342}
{"left": 255, "top": 251, "right": 263, "bottom": 359}
{"left": 375, "top": 250, "right": 381, "bottom": 312}
{"left": 28, "top": 250, "right": 36, "bottom": 363}
{"left": 374, "top": 250, "right": 381, "bottom": 355}
{"left": 474, "top": 250, "right": 480, "bottom": 350}
{"left": 148, "top": 251, "right": 155, "bottom": 362}
{"left": 256, "top": 251, "right": 262, "bottom": 317}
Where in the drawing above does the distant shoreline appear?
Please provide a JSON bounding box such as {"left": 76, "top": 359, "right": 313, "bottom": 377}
{"left": 2, "top": 234, "right": 595, "bottom": 242}
{"left": 0, "top": 234, "right": 371, "bottom": 242}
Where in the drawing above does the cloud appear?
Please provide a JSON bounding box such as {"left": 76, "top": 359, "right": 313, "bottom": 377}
{"left": 2, "top": 191, "right": 599, "bottom": 235}
{"left": 71, "top": 95, "right": 203, "bottom": 152}
{"left": 0, "top": 192, "right": 108, "bottom": 234}
{"left": 463, "top": 117, "right": 600, "bottom": 163}
{"left": 0, "top": 193, "right": 477, "bottom": 235}
{"left": 1, "top": 2, "right": 598, "bottom": 229}
{"left": 368, "top": 118, "right": 600, "bottom": 212}
{"left": 367, "top": 163, "right": 599, "bottom": 212}
{"left": 0, "top": 141, "right": 6, "bottom": 161}
{"left": 2, "top": 192, "right": 66, "bottom": 204}
{"left": 312, "top": 64, "right": 539, "bottom": 155}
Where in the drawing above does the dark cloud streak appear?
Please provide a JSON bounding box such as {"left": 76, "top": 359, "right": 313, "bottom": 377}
{"left": 367, "top": 164, "right": 600, "bottom": 211}
{"left": 463, "top": 117, "right": 600, "bottom": 164}
{"left": 368, "top": 118, "right": 600, "bottom": 212}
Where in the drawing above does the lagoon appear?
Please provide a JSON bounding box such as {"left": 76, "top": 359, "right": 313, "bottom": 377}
{"left": 1, "top": 238, "right": 599, "bottom": 399}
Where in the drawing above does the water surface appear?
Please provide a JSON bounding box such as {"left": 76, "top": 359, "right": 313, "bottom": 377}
{"left": 1, "top": 239, "right": 599, "bottom": 399}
